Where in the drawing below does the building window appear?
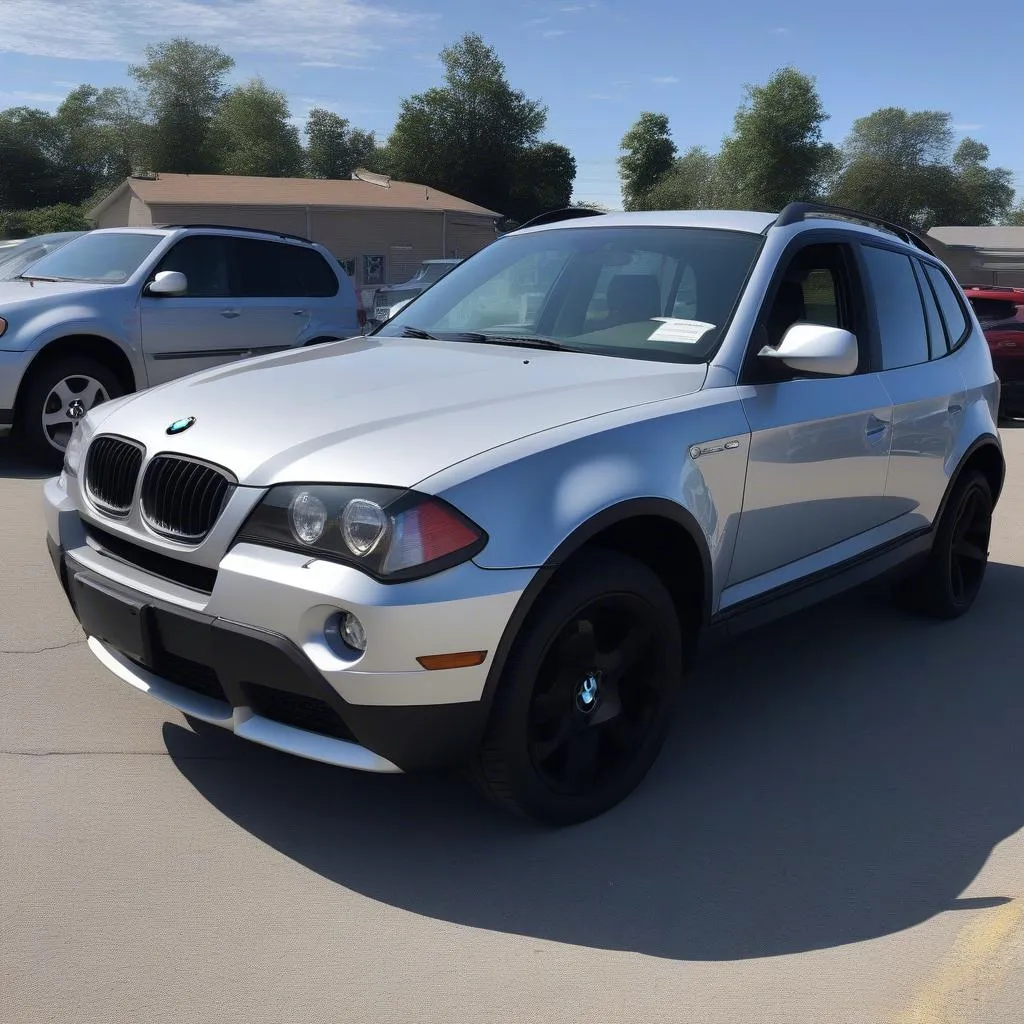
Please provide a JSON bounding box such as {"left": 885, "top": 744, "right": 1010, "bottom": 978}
{"left": 338, "top": 258, "right": 356, "bottom": 280}
{"left": 363, "top": 255, "right": 385, "bottom": 285}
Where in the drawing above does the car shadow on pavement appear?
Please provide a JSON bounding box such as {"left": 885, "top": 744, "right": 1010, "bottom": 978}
{"left": 164, "top": 561, "right": 1024, "bottom": 962}
{"left": 0, "top": 439, "right": 52, "bottom": 480}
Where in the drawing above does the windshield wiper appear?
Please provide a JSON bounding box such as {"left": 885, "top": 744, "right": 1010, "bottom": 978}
{"left": 400, "top": 325, "right": 571, "bottom": 351}
{"left": 19, "top": 274, "right": 64, "bottom": 282}
{"left": 401, "top": 325, "right": 441, "bottom": 340}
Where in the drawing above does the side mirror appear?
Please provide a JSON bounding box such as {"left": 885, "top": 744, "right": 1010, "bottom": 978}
{"left": 147, "top": 270, "right": 188, "bottom": 297}
{"left": 758, "top": 323, "right": 859, "bottom": 377}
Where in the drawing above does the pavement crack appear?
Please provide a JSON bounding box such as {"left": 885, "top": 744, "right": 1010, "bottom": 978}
{"left": 1, "top": 638, "right": 85, "bottom": 655}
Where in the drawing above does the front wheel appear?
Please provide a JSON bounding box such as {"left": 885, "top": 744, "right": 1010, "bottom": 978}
{"left": 18, "top": 354, "right": 124, "bottom": 467}
{"left": 894, "top": 469, "right": 993, "bottom": 619}
{"left": 472, "top": 550, "right": 684, "bottom": 825}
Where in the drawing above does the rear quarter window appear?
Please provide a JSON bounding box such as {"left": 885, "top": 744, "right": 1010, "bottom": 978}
{"left": 922, "top": 263, "right": 969, "bottom": 348}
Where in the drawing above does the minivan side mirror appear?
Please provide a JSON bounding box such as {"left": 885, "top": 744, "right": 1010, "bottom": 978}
{"left": 147, "top": 270, "right": 188, "bottom": 297}
{"left": 758, "top": 323, "right": 859, "bottom": 377}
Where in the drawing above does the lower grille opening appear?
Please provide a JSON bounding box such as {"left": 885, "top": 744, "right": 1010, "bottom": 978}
{"left": 84, "top": 523, "right": 218, "bottom": 594}
{"left": 245, "top": 683, "right": 356, "bottom": 742}
{"left": 131, "top": 651, "right": 227, "bottom": 704}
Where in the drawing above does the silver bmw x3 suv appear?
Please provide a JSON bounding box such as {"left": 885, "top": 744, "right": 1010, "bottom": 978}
{"left": 44, "top": 203, "right": 1004, "bottom": 824}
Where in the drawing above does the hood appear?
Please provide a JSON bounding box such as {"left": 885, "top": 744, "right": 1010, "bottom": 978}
{"left": 0, "top": 279, "right": 112, "bottom": 313}
{"left": 88, "top": 337, "right": 707, "bottom": 488}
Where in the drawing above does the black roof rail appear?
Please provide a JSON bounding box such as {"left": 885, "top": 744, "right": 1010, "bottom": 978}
{"left": 774, "top": 202, "right": 935, "bottom": 256}
{"left": 159, "top": 223, "right": 314, "bottom": 245}
{"left": 514, "top": 207, "right": 606, "bottom": 231}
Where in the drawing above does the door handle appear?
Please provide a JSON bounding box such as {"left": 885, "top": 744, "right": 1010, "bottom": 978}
{"left": 292, "top": 309, "right": 308, "bottom": 316}
{"left": 220, "top": 309, "right": 241, "bottom": 319}
{"left": 865, "top": 415, "right": 889, "bottom": 439}
{"left": 948, "top": 402, "right": 963, "bottom": 415}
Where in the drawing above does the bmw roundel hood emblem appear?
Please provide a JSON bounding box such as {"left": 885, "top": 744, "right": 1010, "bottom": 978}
{"left": 167, "top": 416, "right": 196, "bottom": 435}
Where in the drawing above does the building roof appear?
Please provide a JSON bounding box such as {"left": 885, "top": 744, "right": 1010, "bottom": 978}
{"left": 928, "top": 225, "right": 1024, "bottom": 253}
{"left": 90, "top": 172, "right": 501, "bottom": 220}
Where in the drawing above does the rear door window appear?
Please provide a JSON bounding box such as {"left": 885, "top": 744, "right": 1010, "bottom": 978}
{"left": 229, "top": 238, "right": 305, "bottom": 298}
{"left": 860, "top": 245, "right": 929, "bottom": 370}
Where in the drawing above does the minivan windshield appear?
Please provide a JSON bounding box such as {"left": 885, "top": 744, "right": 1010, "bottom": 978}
{"left": 378, "top": 225, "right": 764, "bottom": 363}
{"left": 21, "top": 231, "right": 164, "bottom": 284}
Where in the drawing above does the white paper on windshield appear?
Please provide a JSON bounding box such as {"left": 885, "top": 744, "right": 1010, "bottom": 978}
{"left": 648, "top": 317, "right": 716, "bottom": 343}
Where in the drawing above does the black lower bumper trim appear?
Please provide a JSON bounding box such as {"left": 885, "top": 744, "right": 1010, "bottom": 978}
{"left": 0, "top": 408, "right": 13, "bottom": 427}
{"left": 53, "top": 545, "right": 486, "bottom": 771}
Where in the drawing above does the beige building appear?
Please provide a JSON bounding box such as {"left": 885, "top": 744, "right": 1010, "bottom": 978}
{"left": 926, "top": 226, "right": 1024, "bottom": 288}
{"left": 89, "top": 171, "right": 501, "bottom": 302}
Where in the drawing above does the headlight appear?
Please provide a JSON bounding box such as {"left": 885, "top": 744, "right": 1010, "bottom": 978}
{"left": 235, "top": 485, "right": 488, "bottom": 582}
{"left": 63, "top": 426, "right": 87, "bottom": 477}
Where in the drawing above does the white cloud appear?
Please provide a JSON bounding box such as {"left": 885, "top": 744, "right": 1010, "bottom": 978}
{"left": 543, "top": 29, "right": 569, "bottom": 37}
{"left": 524, "top": 17, "right": 552, "bottom": 26}
{"left": 771, "top": 27, "right": 790, "bottom": 34}
{"left": 651, "top": 75, "right": 680, "bottom": 85}
{"left": 587, "top": 93, "right": 617, "bottom": 101}
{"left": 0, "top": 0, "right": 433, "bottom": 63}
{"left": 0, "top": 89, "right": 69, "bottom": 107}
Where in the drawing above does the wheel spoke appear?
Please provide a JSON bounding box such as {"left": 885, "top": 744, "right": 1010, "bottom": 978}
{"left": 531, "top": 687, "right": 569, "bottom": 725}
{"left": 80, "top": 379, "right": 107, "bottom": 409}
{"left": 42, "top": 409, "right": 69, "bottom": 427}
{"left": 598, "top": 621, "right": 655, "bottom": 687}
{"left": 50, "top": 379, "right": 75, "bottom": 407}
{"left": 532, "top": 718, "right": 573, "bottom": 762}
{"left": 556, "top": 618, "right": 597, "bottom": 675}
{"left": 563, "top": 728, "right": 600, "bottom": 790}
{"left": 954, "top": 540, "right": 988, "bottom": 564}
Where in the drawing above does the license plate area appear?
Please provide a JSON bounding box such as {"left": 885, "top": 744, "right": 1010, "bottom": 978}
{"left": 70, "top": 572, "right": 152, "bottom": 664}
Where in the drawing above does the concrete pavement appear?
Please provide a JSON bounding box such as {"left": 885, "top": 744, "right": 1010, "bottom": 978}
{"left": 3, "top": 431, "right": 1024, "bottom": 1023}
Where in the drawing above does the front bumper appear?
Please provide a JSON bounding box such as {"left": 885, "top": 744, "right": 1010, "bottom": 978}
{"left": 45, "top": 476, "right": 535, "bottom": 773}
{"left": 0, "top": 348, "right": 34, "bottom": 437}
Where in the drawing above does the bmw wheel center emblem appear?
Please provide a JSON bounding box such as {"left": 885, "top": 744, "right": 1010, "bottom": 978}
{"left": 166, "top": 416, "right": 196, "bottom": 435}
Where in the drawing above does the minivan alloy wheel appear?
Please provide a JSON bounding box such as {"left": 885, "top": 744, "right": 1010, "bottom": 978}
{"left": 42, "top": 374, "right": 109, "bottom": 451}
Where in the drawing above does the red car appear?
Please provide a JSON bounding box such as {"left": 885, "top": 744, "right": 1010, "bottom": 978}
{"left": 963, "top": 285, "right": 1024, "bottom": 419}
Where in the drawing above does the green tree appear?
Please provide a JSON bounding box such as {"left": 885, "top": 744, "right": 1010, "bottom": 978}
{"left": 130, "top": 38, "right": 234, "bottom": 173}
{"left": 508, "top": 141, "right": 577, "bottom": 222}
{"left": 618, "top": 112, "right": 677, "bottom": 211}
{"left": 645, "top": 146, "right": 724, "bottom": 211}
{"left": 22, "top": 203, "right": 91, "bottom": 234}
{"left": 213, "top": 78, "right": 304, "bottom": 177}
{"left": 717, "top": 66, "right": 834, "bottom": 211}
{"left": 831, "top": 108, "right": 1015, "bottom": 228}
{"left": 386, "top": 33, "right": 556, "bottom": 215}
{"left": 0, "top": 107, "right": 61, "bottom": 209}
{"left": 1005, "top": 204, "right": 1024, "bottom": 227}
{"left": 305, "top": 108, "right": 380, "bottom": 179}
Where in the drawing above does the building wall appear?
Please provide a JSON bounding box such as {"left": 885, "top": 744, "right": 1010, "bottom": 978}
{"left": 446, "top": 217, "right": 497, "bottom": 260}
{"left": 147, "top": 203, "right": 308, "bottom": 237}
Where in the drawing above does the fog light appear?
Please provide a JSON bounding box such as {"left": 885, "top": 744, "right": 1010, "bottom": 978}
{"left": 340, "top": 611, "right": 366, "bottom": 652}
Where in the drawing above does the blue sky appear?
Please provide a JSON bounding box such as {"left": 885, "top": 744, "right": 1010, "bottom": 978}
{"left": 1, "top": 0, "right": 1018, "bottom": 211}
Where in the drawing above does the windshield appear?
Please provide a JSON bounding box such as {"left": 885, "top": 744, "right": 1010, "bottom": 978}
{"left": 379, "top": 226, "right": 764, "bottom": 363}
{"left": 22, "top": 231, "right": 164, "bottom": 283}
{"left": 0, "top": 233, "right": 87, "bottom": 281}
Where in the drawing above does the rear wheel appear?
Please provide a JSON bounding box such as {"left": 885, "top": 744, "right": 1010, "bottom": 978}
{"left": 472, "top": 550, "right": 684, "bottom": 825}
{"left": 18, "top": 354, "right": 124, "bottom": 467}
{"left": 894, "top": 469, "right": 993, "bottom": 619}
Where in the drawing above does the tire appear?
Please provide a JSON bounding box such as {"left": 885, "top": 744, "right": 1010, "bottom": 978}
{"left": 471, "top": 550, "right": 685, "bottom": 826}
{"left": 894, "top": 469, "right": 993, "bottom": 620}
{"left": 17, "top": 354, "right": 124, "bottom": 468}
